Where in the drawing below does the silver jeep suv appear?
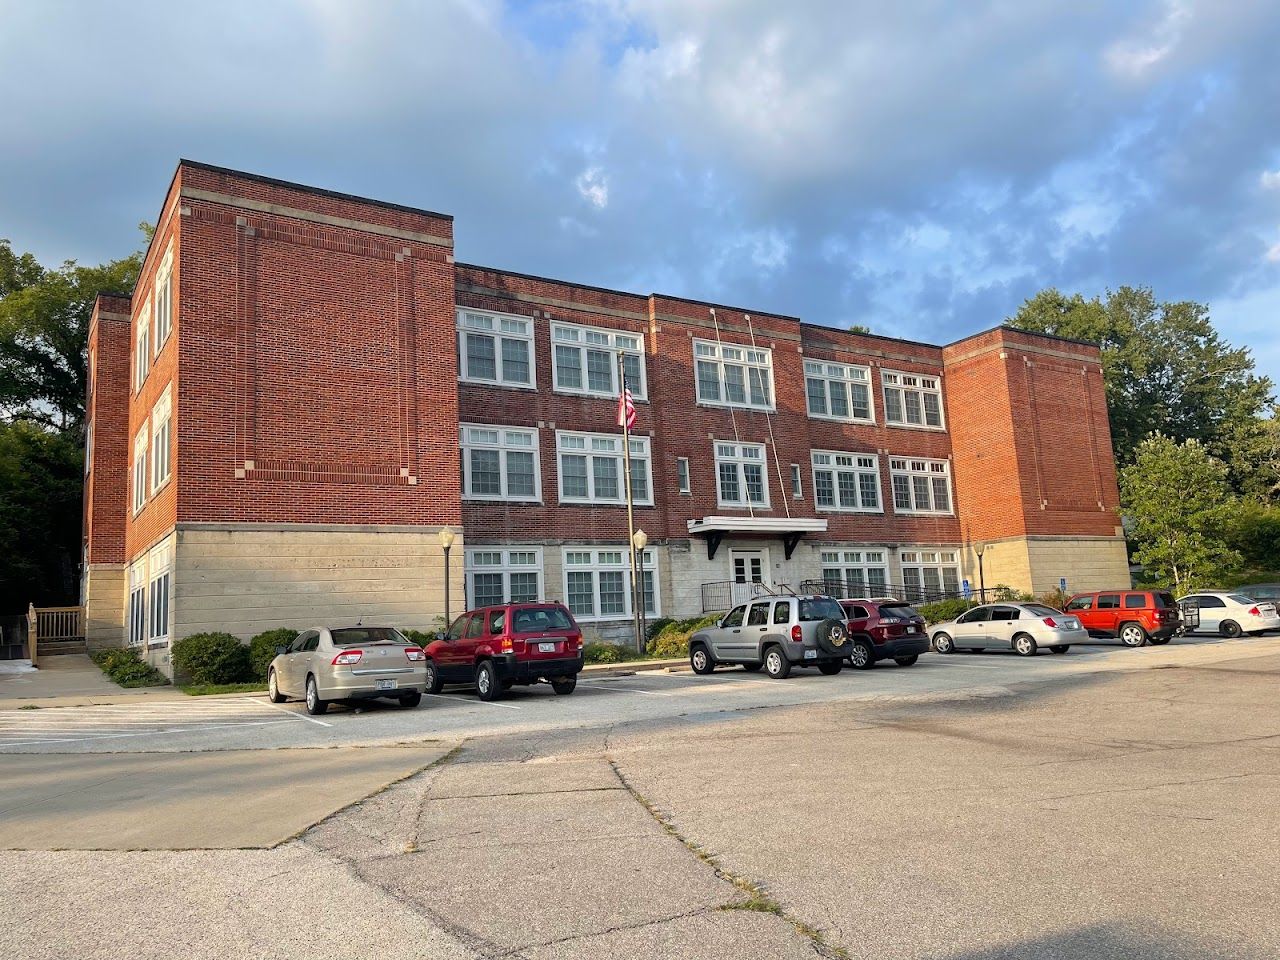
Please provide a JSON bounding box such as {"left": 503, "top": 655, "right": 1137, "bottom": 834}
{"left": 689, "top": 595, "right": 850, "bottom": 678}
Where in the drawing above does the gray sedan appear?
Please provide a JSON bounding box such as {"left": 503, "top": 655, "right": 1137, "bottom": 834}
{"left": 267, "top": 626, "right": 428, "bottom": 714}
{"left": 931, "top": 603, "right": 1088, "bottom": 656}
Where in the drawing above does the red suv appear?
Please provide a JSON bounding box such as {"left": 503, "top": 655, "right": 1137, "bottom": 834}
{"left": 424, "top": 603, "right": 584, "bottom": 700}
{"left": 839, "top": 599, "right": 930, "bottom": 669}
{"left": 1063, "top": 590, "right": 1182, "bottom": 647}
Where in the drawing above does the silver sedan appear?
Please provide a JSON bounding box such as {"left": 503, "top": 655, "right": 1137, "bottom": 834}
{"left": 267, "top": 626, "right": 428, "bottom": 714}
{"left": 931, "top": 603, "right": 1088, "bottom": 656}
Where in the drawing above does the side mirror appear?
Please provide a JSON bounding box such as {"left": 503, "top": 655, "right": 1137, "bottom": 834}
{"left": 435, "top": 631, "right": 447, "bottom": 641}
{"left": 275, "top": 645, "right": 288, "bottom": 655}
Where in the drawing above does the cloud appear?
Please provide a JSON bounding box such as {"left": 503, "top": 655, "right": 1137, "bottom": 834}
{"left": 575, "top": 166, "right": 610, "bottom": 208}
{"left": 1262, "top": 170, "right": 1280, "bottom": 190}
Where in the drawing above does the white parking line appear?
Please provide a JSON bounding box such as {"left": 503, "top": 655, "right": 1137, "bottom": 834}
{"left": 0, "top": 718, "right": 300, "bottom": 747}
{"left": 576, "top": 680, "right": 672, "bottom": 697}
{"left": 252, "top": 699, "right": 333, "bottom": 727}
{"left": 422, "top": 693, "right": 521, "bottom": 710}
{"left": 646, "top": 672, "right": 779, "bottom": 686}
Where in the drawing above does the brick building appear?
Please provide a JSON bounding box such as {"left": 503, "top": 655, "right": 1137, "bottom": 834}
{"left": 82, "top": 161, "right": 1129, "bottom": 668}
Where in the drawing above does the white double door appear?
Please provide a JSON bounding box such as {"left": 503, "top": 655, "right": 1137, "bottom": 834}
{"left": 729, "top": 549, "right": 771, "bottom": 606}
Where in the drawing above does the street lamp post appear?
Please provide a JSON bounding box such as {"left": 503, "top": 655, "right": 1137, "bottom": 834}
{"left": 438, "top": 526, "right": 456, "bottom": 626}
{"left": 632, "top": 528, "right": 648, "bottom": 653}
{"left": 975, "top": 541, "right": 986, "bottom": 604}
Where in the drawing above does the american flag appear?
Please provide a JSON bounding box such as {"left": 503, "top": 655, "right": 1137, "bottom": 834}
{"left": 616, "top": 387, "right": 637, "bottom": 431}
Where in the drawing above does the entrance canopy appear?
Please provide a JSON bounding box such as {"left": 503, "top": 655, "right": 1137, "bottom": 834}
{"left": 687, "top": 516, "right": 828, "bottom": 561}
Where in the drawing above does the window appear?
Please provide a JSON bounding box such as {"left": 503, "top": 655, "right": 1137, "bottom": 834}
{"left": 900, "top": 550, "right": 961, "bottom": 601}
{"left": 715, "top": 441, "right": 770, "bottom": 508}
{"left": 693, "top": 339, "right": 774, "bottom": 410}
{"left": 557, "top": 431, "right": 652, "bottom": 505}
{"left": 799, "top": 597, "right": 845, "bottom": 621}
{"left": 465, "top": 615, "right": 485, "bottom": 639}
{"left": 723, "top": 605, "right": 746, "bottom": 628}
{"left": 820, "top": 550, "right": 889, "bottom": 596}
{"left": 772, "top": 601, "right": 791, "bottom": 624}
{"left": 790, "top": 463, "right": 803, "bottom": 499}
{"left": 1124, "top": 593, "right": 1147, "bottom": 609}
{"left": 677, "top": 457, "right": 691, "bottom": 495}
{"left": 132, "top": 425, "right": 149, "bottom": 514}
{"left": 512, "top": 607, "right": 574, "bottom": 632}
{"left": 460, "top": 425, "right": 540, "bottom": 501}
{"left": 889, "top": 458, "right": 953, "bottom": 514}
{"left": 147, "top": 542, "right": 172, "bottom": 646}
{"left": 465, "top": 548, "right": 543, "bottom": 608}
{"left": 127, "top": 561, "right": 146, "bottom": 647}
{"left": 1065, "top": 596, "right": 1094, "bottom": 611}
{"left": 551, "top": 322, "right": 646, "bottom": 400}
{"left": 746, "top": 602, "right": 769, "bottom": 626}
{"left": 562, "top": 547, "right": 659, "bottom": 621}
{"left": 151, "top": 389, "right": 172, "bottom": 492}
{"left": 813, "top": 451, "right": 882, "bottom": 512}
{"left": 805, "top": 360, "right": 873, "bottom": 422}
{"left": 882, "top": 370, "right": 944, "bottom": 429}
{"left": 134, "top": 296, "right": 152, "bottom": 390}
{"left": 958, "top": 607, "right": 991, "bottom": 624}
{"left": 457, "top": 309, "right": 533, "bottom": 387}
{"left": 154, "top": 244, "right": 174, "bottom": 351}
{"left": 991, "top": 606, "right": 1020, "bottom": 621}
{"left": 1097, "top": 594, "right": 1121, "bottom": 610}
{"left": 85, "top": 419, "right": 93, "bottom": 476}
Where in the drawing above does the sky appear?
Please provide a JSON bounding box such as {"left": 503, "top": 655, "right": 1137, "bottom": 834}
{"left": 2, "top": 0, "right": 1279, "bottom": 383}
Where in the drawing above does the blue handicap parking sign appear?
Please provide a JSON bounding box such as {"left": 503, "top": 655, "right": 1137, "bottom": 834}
{"left": 962, "top": 578, "right": 972, "bottom": 599}
{"left": 1059, "top": 577, "right": 1068, "bottom": 593}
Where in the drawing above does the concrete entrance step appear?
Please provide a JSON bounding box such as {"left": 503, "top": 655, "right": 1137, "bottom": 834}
{"left": 39, "top": 640, "right": 88, "bottom": 656}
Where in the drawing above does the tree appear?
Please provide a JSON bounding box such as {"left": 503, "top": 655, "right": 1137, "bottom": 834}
{"left": 1119, "top": 434, "right": 1240, "bottom": 594}
{"left": 847, "top": 323, "right": 873, "bottom": 335}
{"left": 1008, "top": 286, "right": 1275, "bottom": 495}
{"left": 0, "top": 233, "right": 145, "bottom": 431}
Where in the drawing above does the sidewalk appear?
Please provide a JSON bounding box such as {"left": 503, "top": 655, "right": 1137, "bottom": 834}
{"left": 0, "top": 655, "right": 689, "bottom": 710}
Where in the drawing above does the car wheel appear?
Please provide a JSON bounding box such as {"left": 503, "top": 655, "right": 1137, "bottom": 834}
{"left": 305, "top": 675, "right": 328, "bottom": 715}
{"left": 848, "top": 640, "right": 875, "bottom": 669}
{"left": 815, "top": 618, "right": 850, "bottom": 656}
{"left": 818, "top": 661, "right": 842, "bottom": 675}
{"left": 894, "top": 655, "right": 919, "bottom": 666}
{"left": 1049, "top": 645, "right": 1070, "bottom": 654}
{"left": 267, "top": 669, "right": 286, "bottom": 703}
{"left": 423, "top": 660, "right": 443, "bottom": 695}
{"left": 1220, "top": 620, "right": 1242, "bottom": 639}
{"left": 763, "top": 645, "right": 791, "bottom": 679}
{"left": 1013, "top": 633, "right": 1038, "bottom": 657}
{"left": 475, "top": 661, "right": 502, "bottom": 701}
{"left": 399, "top": 691, "right": 422, "bottom": 709}
{"left": 550, "top": 676, "right": 577, "bottom": 695}
{"left": 934, "top": 633, "right": 955, "bottom": 654}
{"left": 690, "top": 644, "right": 715, "bottom": 675}
{"left": 742, "top": 662, "right": 763, "bottom": 672}
{"left": 1119, "top": 622, "right": 1148, "bottom": 647}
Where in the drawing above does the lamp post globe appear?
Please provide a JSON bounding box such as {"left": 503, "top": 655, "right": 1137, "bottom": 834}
{"left": 438, "top": 527, "right": 456, "bottom": 624}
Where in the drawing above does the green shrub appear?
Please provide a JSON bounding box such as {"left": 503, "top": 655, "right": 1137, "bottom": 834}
{"left": 645, "top": 612, "right": 722, "bottom": 658}
{"left": 645, "top": 617, "right": 676, "bottom": 642}
{"left": 89, "top": 647, "right": 168, "bottom": 688}
{"left": 171, "top": 632, "right": 252, "bottom": 685}
{"left": 582, "top": 642, "right": 637, "bottom": 664}
{"left": 990, "top": 584, "right": 1034, "bottom": 602}
{"left": 1038, "top": 588, "right": 1070, "bottom": 611}
{"left": 247, "top": 628, "right": 298, "bottom": 681}
{"left": 402, "top": 629, "right": 436, "bottom": 648}
{"left": 917, "top": 598, "right": 972, "bottom": 625}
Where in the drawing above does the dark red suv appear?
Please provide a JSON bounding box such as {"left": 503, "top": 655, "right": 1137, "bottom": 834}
{"left": 839, "top": 599, "right": 930, "bottom": 669}
{"left": 424, "top": 603, "right": 584, "bottom": 700}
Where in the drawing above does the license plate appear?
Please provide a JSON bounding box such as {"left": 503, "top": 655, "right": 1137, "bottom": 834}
{"left": 804, "top": 649, "right": 817, "bottom": 659}
{"left": 539, "top": 642, "right": 557, "bottom": 653}
{"left": 375, "top": 678, "right": 397, "bottom": 691}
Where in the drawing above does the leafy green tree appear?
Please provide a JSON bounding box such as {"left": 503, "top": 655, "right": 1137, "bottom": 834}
{"left": 1008, "top": 287, "right": 1275, "bottom": 494}
{"left": 1119, "top": 434, "right": 1240, "bottom": 594}
{"left": 847, "top": 323, "right": 873, "bottom": 335}
{"left": 1225, "top": 500, "right": 1280, "bottom": 576}
{"left": 0, "top": 233, "right": 145, "bottom": 430}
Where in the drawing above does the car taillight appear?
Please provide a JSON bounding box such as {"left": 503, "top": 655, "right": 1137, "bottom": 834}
{"left": 405, "top": 647, "right": 425, "bottom": 661}
{"left": 1042, "top": 617, "right": 1057, "bottom": 628}
{"left": 500, "top": 638, "right": 514, "bottom": 653}
{"left": 1249, "top": 607, "right": 1260, "bottom": 616}
{"left": 791, "top": 625, "right": 802, "bottom": 642}
{"left": 332, "top": 650, "right": 362, "bottom": 665}
{"left": 571, "top": 634, "right": 583, "bottom": 649}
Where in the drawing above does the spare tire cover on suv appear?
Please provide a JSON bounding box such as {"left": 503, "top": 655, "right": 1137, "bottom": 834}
{"left": 815, "top": 619, "right": 849, "bottom": 656}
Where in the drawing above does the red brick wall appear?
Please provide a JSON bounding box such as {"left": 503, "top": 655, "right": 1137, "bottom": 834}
{"left": 85, "top": 295, "right": 132, "bottom": 564}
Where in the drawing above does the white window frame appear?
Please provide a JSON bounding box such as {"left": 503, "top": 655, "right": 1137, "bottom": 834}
{"left": 882, "top": 370, "right": 945, "bottom": 430}
{"left": 790, "top": 463, "right": 803, "bottom": 500}
{"left": 714, "top": 440, "right": 771, "bottom": 509}
{"left": 556, "top": 430, "right": 653, "bottom": 506}
{"left": 900, "top": 549, "right": 961, "bottom": 599}
{"left": 551, "top": 321, "right": 646, "bottom": 400}
{"left": 153, "top": 243, "right": 174, "bottom": 352}
{"left": 147, "top": 541, "right": 172, "bottom": 646}
{"left": 562, "top": 546, "right": 660, "bottom": 622}
{"left": 132, "top": 424, "right": 149, "bottom": 515}
{"left": 889, "top": 457, "right": 953, "bottom": 515}
{"left": 85, "top": 418, "right": 93, "bottom": 476}
{"left": 812, "top": 451, "right": 882, "bottom": 513}
{"left": 676, "top": 457, "right": 691, "bottom": 495}
{"left": 150, "top": 388, "right": 172, "bottom": 493}
{"left": 134, "top": 295, "right": 151, "bottom": 392}
{"left": 805, "top": 360, "right": 874, "bottom": 423}
{"left": 465, "top": 547, "right": 544, "bottom": 608}
{"left": 456, "top": 308, "right": 535, "bottom": 388}
{"left": 460, "top": 424, "right": 541, "bottom": 503}
{"left": 693, "top": 339, "right": 775, "bottom": 411}
{"left": 820, "top": 549, "right": 890, "bottom": 596}
{"left": 127, "top": 560, "right": 147, "bottom": 647}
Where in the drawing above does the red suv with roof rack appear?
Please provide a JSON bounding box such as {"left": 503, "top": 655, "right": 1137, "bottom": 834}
{"left": 838, "top": 598, "right": 930, "bottom": 668}
{"left": 1063, "top": 589, "right": 1184, "bottom": 647}
{"left": 424, "top": 603, "right": 584, "bottom": 701}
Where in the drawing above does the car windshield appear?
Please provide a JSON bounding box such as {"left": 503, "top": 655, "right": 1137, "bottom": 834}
{"left": 879, "top": 604, "right": 921, "bottom": 619}
{"left": 1022, "top": 604, "right": 1062, "bottom": 617}
{"left": 512, "top": 607, "right": 574, "bottom": 632}
{"left": 1227, "top": 594, "right": 1255, "bottom": 605}
{"left": 330, "top": 627, "right": 410, "bottom": 647}
{"left": 799, "top": 597, "right": 844, "bottom": 622}
{"left": 1152, "top": 593, "right": 1176, "bottom": 608}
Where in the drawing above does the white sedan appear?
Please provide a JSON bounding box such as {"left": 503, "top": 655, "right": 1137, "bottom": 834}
{"left": 1177, "top": 592, "right": 1280, "bottom": 638}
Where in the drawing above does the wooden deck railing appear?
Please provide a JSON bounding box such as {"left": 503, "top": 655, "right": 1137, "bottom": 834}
{"left": 26, "top": 604, "right": 85, "bottom": 666}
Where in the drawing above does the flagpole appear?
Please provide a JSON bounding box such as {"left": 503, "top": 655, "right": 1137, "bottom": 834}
{"left": 618, "top": 352, "right": 643, "bottom": 653}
